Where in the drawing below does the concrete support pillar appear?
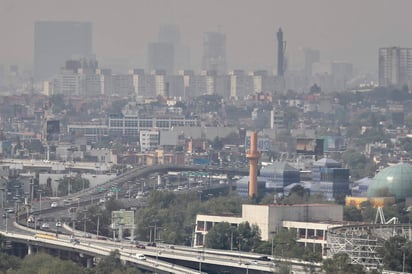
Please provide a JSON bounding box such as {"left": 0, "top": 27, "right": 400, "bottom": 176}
{"left": 87, "top": 257, "right": 93, "bottom": 268}
{"left": 28, "top": 244, "right": 33, "bottom": 255}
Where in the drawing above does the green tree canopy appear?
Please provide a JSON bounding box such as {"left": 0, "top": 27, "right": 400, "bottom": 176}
{"left": 322, "top": 253, "right": 364, "bottom": 274}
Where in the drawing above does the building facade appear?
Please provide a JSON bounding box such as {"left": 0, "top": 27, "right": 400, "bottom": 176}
{"left": 194, "top": 203, "right": 343, "bottom": 255}
{"left": 379, "top": 47, "right": 412, "bottom": 87}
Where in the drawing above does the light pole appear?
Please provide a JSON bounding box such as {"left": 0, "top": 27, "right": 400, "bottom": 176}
{"left": 83, "top": 213, "right": 87, "bottom": 237}
{"left": 96, "top": 214, "right": 101, "bottom": 238}
{"left": 199, "top": 250, "right": 202, "bottom": 273}
{"left": 270, "top": 231, "right": 276, "bottom": 257}
{"left": 245, "top": 262, "right": 250, "bottom": 274}
{"left": 38, "top": 190, "right": 42, "bottom": 217}
{"left": 4, "top": 213, "right": 8, "bottom": 233}
{"left": 0, "top": 188, "right": 4, "bottom": 209}
{"left": 401, "top": 245, "right": 408, "bottom": 273}
{"left": 34, "top": 214, "right": 37, "bottom": 233}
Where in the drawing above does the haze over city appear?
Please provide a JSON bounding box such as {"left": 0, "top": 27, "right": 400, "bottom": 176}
{"left": 1, "top": 0, "right": 412, "bottom": 73}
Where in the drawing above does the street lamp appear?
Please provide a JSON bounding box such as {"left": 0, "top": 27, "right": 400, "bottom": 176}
{"left": 401, "top": 245, "right": 408, "bottom": 273}
{"left": 3, "top": 213, "right": 8, "bottom": 233}
{"left": 83, "top": 211, "right": 87, "bottom": 237}
{"left": 38, "top": 190, "right": 42, "bottom": 217}
{"left": 244, "top": 262, "right": 250, "bottom": 274}
{"left": 270, "top": 231, "right": 276, "bottom": 257}
{"left": 96, "top": 213, "right": 101, "bottom": 238}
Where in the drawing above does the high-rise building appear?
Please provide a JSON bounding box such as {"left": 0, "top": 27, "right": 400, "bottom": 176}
{"left": 277, "top": 28, "right": 286, "bottom": 77}
{"left": 379, "top": 47, "right": 412, "bottom": 87}
{"left": 202, "top": 32, "right": 226, "bottom": 74}
{"left": 304, "top": 48, "right": 320, "bottom": 79}
{"left": 147, "top": 42, "right": 174, "bottom": 74}
{"left": 34, "top": 21, "right": 93, "bottom": 81}
{"left": 158, "top": 24, "right": 190, "bottom": 70}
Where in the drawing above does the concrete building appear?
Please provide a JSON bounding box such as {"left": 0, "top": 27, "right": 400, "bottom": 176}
{"left": 140, "top": 130, "right": 160, "bottom": 152}
{"left": 303, "top": 48, "right": 320, "bottom": 80}
{"left": 229, "top": 70, "right": 249, "bottom": 99}
{"left": 194, "top": 203, "right": 343, "bottom": 254}
{"left": 147, "top": 42, "right": 174, "bottom": 75}
{"left": 34, "top": 21, "right": 93, "bottom": 81}
{"left": 112, "top": 74, "right": 134, "bottom": 97}
{"left": 178, "top": 70, "right": 195, "bottom": 99}
{"left": 202, "top": 32, "right": 226, "bottom": 74}
{"left": 158, "top": 24, "right": 190, "bottom": 71}
{"left": 379, "top": 47, "right": 412, "bottom": 87}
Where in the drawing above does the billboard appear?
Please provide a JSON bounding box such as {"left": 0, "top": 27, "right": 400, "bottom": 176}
{"left": 244, "top": 136, "right": 270, "bottom": 152}
{"left": 111, "top": 210, "right": 135, "bottom": 230}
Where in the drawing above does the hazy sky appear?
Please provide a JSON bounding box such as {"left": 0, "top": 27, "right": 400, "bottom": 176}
{"left": 0, "top": 0, "right": 411, "bottom": 73}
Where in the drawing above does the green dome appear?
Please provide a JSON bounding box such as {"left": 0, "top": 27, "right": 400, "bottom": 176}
{"left": 367, "top": 163, "right": 412, "bottom": 199}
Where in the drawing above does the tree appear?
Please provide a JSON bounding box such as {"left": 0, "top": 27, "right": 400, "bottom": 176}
{"left": 57, "top": 175, "right": 90, "bottom": 196}
{"left": 237, "top": 222, "right": 261, "bottom": 252}
{"left": 0, "top": 253, "right": 21, "bottom": 272}
{"left": 309, "top": 84, "right": 321, "bottom": 94}
{"left": 94, "top": 250, "right": 124, "bottom": 274}
{"left": 211, "top": 136, "right": 224, "bottom": 151}
{"left": 343, "top": 205, "right": 363, "bottom": 222}
{"left": 380, "top": 236, "right": 412, "bottom": 272}
{"left": 12, "top": 253, "right": 86, "bottom": 274}
{"left": 204, "top": 222, "right": 233, "bottom": 249}
{"left": 322, "top": 253, "right": 364, "bottom": 274}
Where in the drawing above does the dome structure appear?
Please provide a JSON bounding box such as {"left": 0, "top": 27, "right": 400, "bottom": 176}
{"left": 367, "top": 163, "right": 412, "bottom": 199}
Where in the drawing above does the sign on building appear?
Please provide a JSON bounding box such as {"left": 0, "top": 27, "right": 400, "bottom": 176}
{"left": 245, "top": 136, "right": 271, "bottom": 152}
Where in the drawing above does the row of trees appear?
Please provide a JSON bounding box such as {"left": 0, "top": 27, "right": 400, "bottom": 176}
{"left": 0, "top": 250, "right": 142, "bottom": 274}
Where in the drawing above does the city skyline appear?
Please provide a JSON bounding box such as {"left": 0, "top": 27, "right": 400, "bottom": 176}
{"left": 1, "top": 0, "right": 411, "bottom": 74}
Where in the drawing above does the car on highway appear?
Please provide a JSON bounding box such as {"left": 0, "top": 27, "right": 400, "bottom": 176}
{"left": 258, "top": 256, "right": 272, "bottom": 261}
{"left": 55, "top": 221, "right": 62, "bottom": 227}
{"left": 136, "top": 254, "right": 146, "bottom": 260}
{"left": 51, "top": 202, "right": 58, "bottom": 208}
{"left": 136, "top": 243, "right": 146, "bottom": 249}
{"left": 41, "top": 223, "right": 50, "bottom": 230}
{"left": 6, "top": 209, "right": 14, "bottom": 214}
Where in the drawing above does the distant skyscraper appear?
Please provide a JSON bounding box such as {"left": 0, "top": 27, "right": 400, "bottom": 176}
{"left": 202, "top": 32, "right": 226, "bottom": 74}
{"left": 158, "top": 24, "right": 181, "bottom": 46}
{"left": 379, "top": 47, "right": 412, "bottom": 87}
{"left": 304, "top": 48, "right": 320, "bottom": 78}
{"left": 158, "top": 24, "right": 190, "bottom": 70}
{"left": 277, "top": 28, "right": 286, "bottom": 77}
{"left": 34, "top": 21, "right": 93, "bottom": 81}
{"left": 147, "top": 42, "right": 174, "bottom": 75}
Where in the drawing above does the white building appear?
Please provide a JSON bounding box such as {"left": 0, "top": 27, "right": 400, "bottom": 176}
{"left": 194, "top": 203, "right": 343, "bottom": 255}
{"left": 140, "top": 130, "right": 160, "bottom": 152}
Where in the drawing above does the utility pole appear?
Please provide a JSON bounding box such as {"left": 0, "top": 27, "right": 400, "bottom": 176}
{"left": 96, "top": 214, "right": 101, "bottom": 238}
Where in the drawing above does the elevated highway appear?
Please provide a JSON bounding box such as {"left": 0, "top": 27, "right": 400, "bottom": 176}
{"left": 1, "top": 214, "right": 322, "bottom": 274}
